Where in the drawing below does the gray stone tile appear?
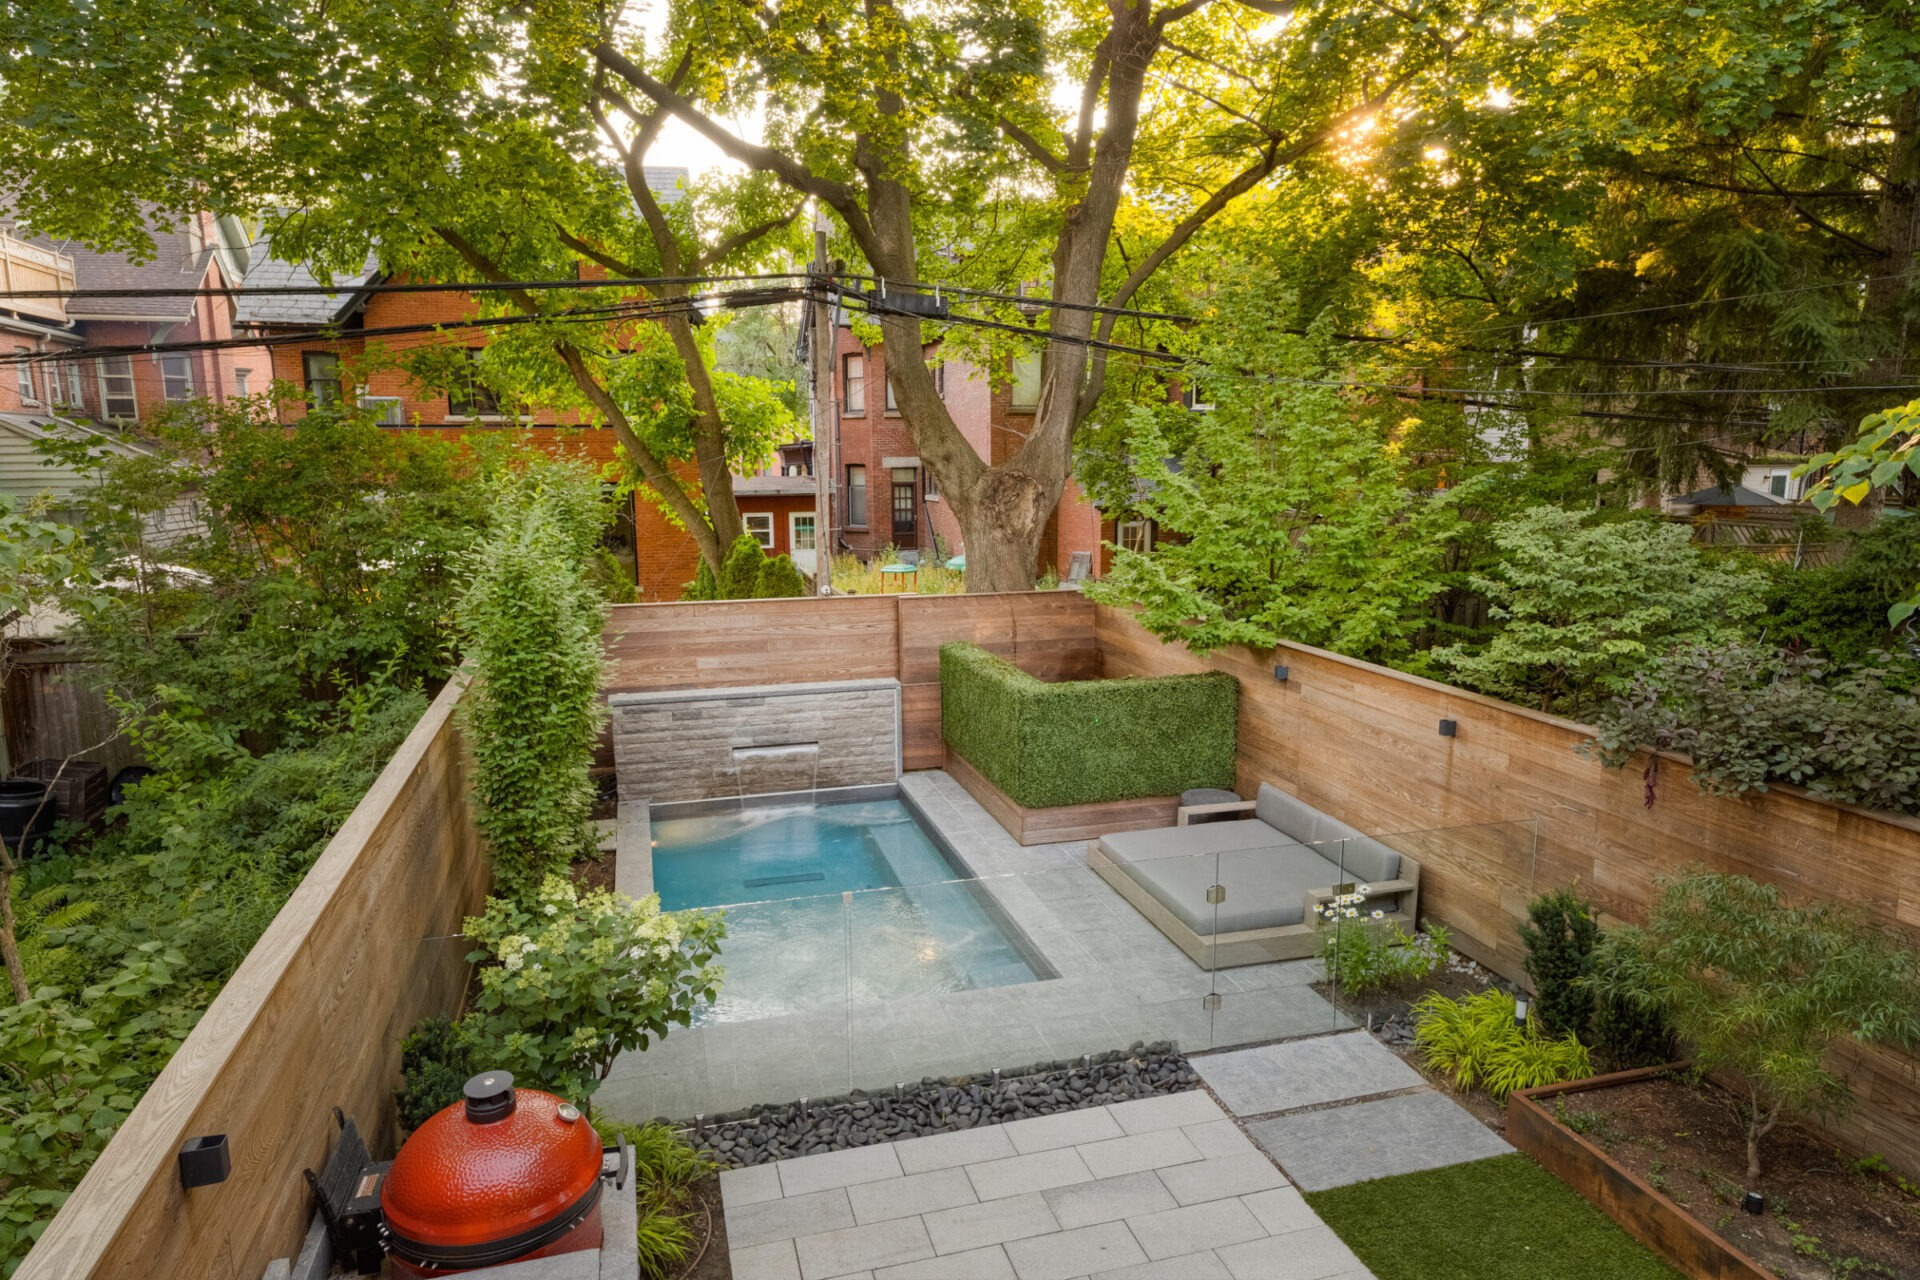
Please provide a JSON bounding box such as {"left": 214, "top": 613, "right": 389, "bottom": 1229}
{"left": 923, "top": 1192, "right": 1062, "bottom": 1254}
{"left": 1005, "top": 1106, "right": 1125, "bottom": 1154}
{"left": 1246, "top": 1093, "right": 1513, "bottom": 1192}
{"left": 848, "top": 1167, "right": 978, "bottom": 1224}
{"left": 1040, "top": 1170, "right": 1176, "bottom": 1230}
{"left": 732, "top": 1240, "right": 803, "bottom": 1280}
{"left": 1096, "top": 1251, "right": 1233, "bottom": 1280}
{"left": 1124, "top": 1199, "right": 1267, "bottom": 1261}
{"left": 1106, "top": 1092, "right": 1225, "bottom": 1135}
{"left": 895, "top": 1125, "right": 1018, "bottom": 1174}
{"left": 1003, "top": 1223, "right": 1146, "bottom": 1280}
{"left": 729, "top": 1188, "right": 857, "bottom": 1249}
{"left": 779, "top": 1144, "right": 907, "bottom": 1198}
{"left": 1181, "top": 1119, "right": 1259, "bottom": 1161}
{"left": 795, "top": 1217, "right": 935, "bottom": 1280}
{"left": 965, "top": 1146, "right": 1097, "bottom": 1201}
{"left": 874, "top": 1245, "right": 1016, "bottom": 1280}
{"left": 1076, "top": 1128, "right": 1205, "bottom": 1179}
{"left": 1240, "top": 1186, "right": 1319, "bottom": 1237}
{"left": 723, "top": 1163, "right": 787, "bottom": 1208}
{"left": 1216, "top": 1227, "right": 1366, "bottom": 1280}
{"left": 1155, "top": 1153, "right": 1287, "bottom": 1206}
{"left": 1192, "top": 1033, "right": 1421, "bottom": 1117}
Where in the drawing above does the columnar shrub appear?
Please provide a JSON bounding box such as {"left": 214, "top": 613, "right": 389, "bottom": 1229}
{"left": 717, "top": 533, "right": 765, "bottom": 599}
{"left": 459, "top": 466, "right": 610, "bottom": 899}
{"left": 1518, "top": 888, "right": 1598, "bottom": 1038}
{"left": 754, "top": 553, "right": 808, "bottom": 598}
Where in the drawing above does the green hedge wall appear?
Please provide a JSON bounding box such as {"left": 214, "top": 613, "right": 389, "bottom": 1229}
{"left": 939, "top": 642, "right": 1239, "bottom": 808}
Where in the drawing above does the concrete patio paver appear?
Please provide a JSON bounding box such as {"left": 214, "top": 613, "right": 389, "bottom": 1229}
{"left": 1245, "top": 1089, "right": 1514, "bottom": 1191}
{"left": 1192, "top": 1031, "right": 1425, "bottom": 1116}
{"left": 723, "top": 1099, "right": 1378, "bottom": 1280}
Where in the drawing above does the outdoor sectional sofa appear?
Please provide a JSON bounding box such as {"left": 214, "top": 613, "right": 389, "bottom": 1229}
{"left": 1086, "top": 783, "right": 1422, "bottom": 969}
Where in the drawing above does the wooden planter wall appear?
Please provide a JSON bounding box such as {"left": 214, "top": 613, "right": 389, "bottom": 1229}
{"left": 1508, "top": 1068, "right": 1775, "bottom": 1280}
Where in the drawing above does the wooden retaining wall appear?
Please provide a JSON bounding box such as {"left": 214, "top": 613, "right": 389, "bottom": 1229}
{"left": 19, "top": 676, "right": 488, "bottom": 1280}
{"left": 1094, "top": 603, "right": 1920, "bottom": 1175}
{"left": 601, "top": 593, "right": 1102, "bottom": 771}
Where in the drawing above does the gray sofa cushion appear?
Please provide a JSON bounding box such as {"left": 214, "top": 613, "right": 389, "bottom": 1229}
{"left": 1331, "top": 836, "right": 1402, "bottom": 887}
{"left": 1254, "top": 783, "right": 1362, "bottom": 846}
{"left": 1099, "top": 819, "right": 1295, "bottom": 865}
{"left": 1106, "top": 841, "right": 1347, "bottom": 936}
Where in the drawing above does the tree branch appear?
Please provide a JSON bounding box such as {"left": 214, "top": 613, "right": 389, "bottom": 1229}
{"left": 1743, "top": 151, "right": 1887, "bottom": 256}
{"left": 693, "top": 204, "right": 805, "bottom": 273}
{"left": 999, "top": 116, "right": 1075, "bottom": 174}
{"left": 554, "top": 226, "right": 646, "bottom": 281}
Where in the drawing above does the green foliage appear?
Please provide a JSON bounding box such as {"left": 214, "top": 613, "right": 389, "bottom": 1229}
{"left": 1305, "top": 1154, "right": 1684, "bottom": 1280}
{"left": 1588, "top": 643, "right": 1920, "bottom": 815}
{"left": 1518, "top": 889, "right": 1599, "bottom": 1039}
{"left": 597, "top": 1121, "right": 720, "bottom": 1279}
{"left": 1432, "top": 507, "right": 1767, "bottom": 717}
{"left": 682, "top": 560, "right": 719, "bottom": 602}
{"left": 0, "top": 949, "right": 203, "bottom": 1268}
{"left": 939, "top": 643, "right": 1237, "bottom": 808}
{"left": 587, "top": 547, "right": 639, "bottom": 605}
{"left": 1586, "top": 948, "right": 1676, "bottom": 1072}
{"left": 718, "top": 534, "right": 766, "bottom": 600}
{"left": 396, "top": 1016, "right": 477, "bottom": 1134}
{"left": 461, "top": 877, "right": 724, "bottom": 1104}
{"left": 1084, "top": 308, "right": 1471, "bottom": 662}
{"left": 1413, "top": 989, "right": 1594, "bottom": 1101}
{"left": 1802, "top": 400, "right": 1920, "bottom": 625}
{"left": 1759, "top": 517, "right": 1920, "bottom": 670}
{"left": 459, "top": 464, "right": 611, "bottom": 900}
{"left": 753, "top": 554, "right": 808, "bottom": 599}
{"left": 1319, "top": 918, "right": 1450, "bottom": 997}
{"left": 1591, "top": 870, "right": 1920, "bottom": 1178}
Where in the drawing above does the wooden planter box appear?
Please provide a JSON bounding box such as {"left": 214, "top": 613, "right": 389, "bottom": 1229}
{"left": 945, "top": 751, "right": 1178, "bottom": 846}
{"left": 1508, "top": 1065, "right": 1775, "bottom": 1280}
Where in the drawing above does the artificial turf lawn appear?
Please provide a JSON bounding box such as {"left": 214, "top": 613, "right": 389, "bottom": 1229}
{"left": 1303, "top": 1153, "right": 1683, "bottom": 1280}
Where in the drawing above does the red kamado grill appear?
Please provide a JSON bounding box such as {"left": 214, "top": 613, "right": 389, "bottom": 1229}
{"left": 377, "top": 1071, "right": 621, "bottom": 1275}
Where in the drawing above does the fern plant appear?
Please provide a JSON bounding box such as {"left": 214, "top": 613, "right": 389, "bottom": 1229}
{"left": 1413, "top": 988, "right": 1593, "bottom": 1100}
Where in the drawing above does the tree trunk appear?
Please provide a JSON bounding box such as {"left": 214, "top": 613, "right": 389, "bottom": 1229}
{"left": 950, "top": 466, "right": 1056, "bottom": 592}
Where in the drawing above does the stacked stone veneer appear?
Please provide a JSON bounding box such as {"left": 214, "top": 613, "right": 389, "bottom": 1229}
{"left": 610, "top": 679, "right": 901, "bottom": 804}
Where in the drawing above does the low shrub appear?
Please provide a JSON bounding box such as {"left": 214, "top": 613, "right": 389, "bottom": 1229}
{"left": 1586, "top": 949, "right": 1676, "bottom": 1070}
{"left": 939, "top": 642, "right": 1238, "bottom": 807}
{"left": 396, "top": 1016, "right": 477, "bottom": 1133}
{"left": 1316, "top": 889, "right": 1449, "bottom": 995}
{"left": 1413, "top": 988, "right": 1593, "bottom": 1101}
{"left": 753, "top": 553, "right": 808, "bottom": 598}
{"left": 598, "top": 1120, "right": 720, "bottom": 1279}
{"left": 1518, "top": 888, "right": 1599, "bottom": 1038}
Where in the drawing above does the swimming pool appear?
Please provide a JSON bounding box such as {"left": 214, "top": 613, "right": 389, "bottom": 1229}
{"left": 651, "top": 799, "right": 1046, "bottom": 1022}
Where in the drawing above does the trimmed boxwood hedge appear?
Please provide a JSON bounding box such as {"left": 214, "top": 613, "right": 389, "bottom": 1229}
{"left": 940, "top": 642, "right": 1238, "bottom": 808}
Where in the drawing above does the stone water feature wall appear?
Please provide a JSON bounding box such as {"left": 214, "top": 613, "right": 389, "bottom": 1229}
{"left": 610, "top": 678, "right": 902, "bottom": 804}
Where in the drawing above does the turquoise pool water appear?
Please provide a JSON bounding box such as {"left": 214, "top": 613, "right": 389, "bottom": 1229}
{"left": 651, "top": 800, "right": 1043, "bottom": 1022}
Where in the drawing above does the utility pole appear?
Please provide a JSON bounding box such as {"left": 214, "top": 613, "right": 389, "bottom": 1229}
{"left": 810, "top": 209, "right": 834, "bottom": 594}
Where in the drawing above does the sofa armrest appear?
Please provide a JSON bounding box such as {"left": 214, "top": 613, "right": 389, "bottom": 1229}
{"left": 1302, "top": 877, "right": 1419, "bottom": 920}
{"left": 1176, "top": 799, "right": 1257, "bottom": 827}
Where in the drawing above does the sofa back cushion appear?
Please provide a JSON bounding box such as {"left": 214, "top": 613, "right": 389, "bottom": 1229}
{"left": 1328, "top": 836, "right": 1402, "bottom": 888}
{"left": 1255, "top": 783, "right": 1361, "bottom": 845}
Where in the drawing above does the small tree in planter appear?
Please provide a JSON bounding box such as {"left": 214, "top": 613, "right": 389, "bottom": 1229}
{"left": 1593, "top": 870, "right": 1920, "bottom": 1181}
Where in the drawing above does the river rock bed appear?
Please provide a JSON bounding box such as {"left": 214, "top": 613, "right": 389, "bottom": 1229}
{"left": 682, "top": 1042, "right": 1199, "bottom": 1166}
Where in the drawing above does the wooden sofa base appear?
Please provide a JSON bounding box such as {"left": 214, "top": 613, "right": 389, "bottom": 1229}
{"left": 945, "top": 751, "right": 1178, "bottom": 846}
{"left": 1085, "top": 840, "right": 1419, "bottom": 970}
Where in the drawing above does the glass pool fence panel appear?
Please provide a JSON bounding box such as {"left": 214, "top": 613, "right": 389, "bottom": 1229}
{"left": 1366, "top": 819, "right": 1542, "bottom": 980}
{"left": 1204, "top": 834, "right": 1349, "bottom": 1045}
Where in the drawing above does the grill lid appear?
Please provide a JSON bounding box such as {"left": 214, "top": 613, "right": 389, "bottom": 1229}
{"left": 381, "top": 1072, "right": 603, "bottom": 1262}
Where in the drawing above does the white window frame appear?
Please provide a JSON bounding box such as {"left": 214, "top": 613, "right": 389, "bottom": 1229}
{"left": 98, "top": 354, "right": 138, "bottom": 420}
{"left": 789, "top": 512, "right": 817, "bottom": 553}
{"left": 358, "top": 394, "right": 404, "bottom": 425}
{"left": 303, "top": 351, "right": 343, "bottom": 406}
{"left": 14, "top": 348, "right": 36, "bottom": 404}
{"left": 1117, "top": 518, "right": 1155, "bottom": 555}
{"left": 846, "top": 464, "right": 868, "bottom": 528}
{"left": 743, "top": 512, "right": 775, "bottom": 549}
{"left": 160, "top": 353, "right": 194, "bottom": 401}
{"left": 64, "top": 359, "right": 83, "bottom": 408}
{"left": 923, "top": 465, "right": 940, "bottom": 501}
{"left": 1010, "top": 352, "right": 1042, "bottom": 411}
{"left": 233, "top": 367, "right": 251, "bottom": 398}
{"left": 1183, "top": 382, "right": 1215, "bottom": 411}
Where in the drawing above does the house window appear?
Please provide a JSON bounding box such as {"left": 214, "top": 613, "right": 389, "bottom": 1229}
{"left": 791, "top": 513, "right": 816, "bottom": 555}
{"left": 1118, "top": 519, "right": 1155, "bottom": 555}
{"left": 303, "top": 351, "right": 343, "bottom": 406}
{"left": 743, "top": 513, "right": 774, "bottom": 549}
{"left": 234, "top": 368, "right": 251, "bottom": 397}
{"left": 886, "top": 375, "right": 897, "bottom": 414}
{"left": 846, "top": 464, "right": 868, "bottom": 527}
{"left": 448, "top": 349, "right": 499, "bottom": 418}
{"left": 160, "top": 354, "right": 194, "bottom": 401}
{"left": 64, "top": 361, "right": 83, "bottom": 408}
{"left": 1182, "top": 381, "right": 1215, "bottom": 411}
{"left": 1011, "top": 352, "right": 1042, "bottom": 410}
{"left": 923, "top": 466, "right": 940, "bottom": 501}
{"left": 14, "top": 348, "right": 35, "bottom": 403}
{"left": 891, "top": 466, "right": 917, "bottom": 538}
{"left": 1768, "top": 472, "right": 1790, "bottom": 498}
{"left": 98, "top": 355, "right": 138, "bottom": 419}
{"left": 358, "top": 395, "right": 404, "bottom": 425}
{"left": 844, "top": 353, "right": 866, "bottom": 414}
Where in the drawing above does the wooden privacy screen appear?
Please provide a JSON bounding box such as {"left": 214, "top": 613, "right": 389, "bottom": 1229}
{"left": 20, "top": 677, "right": 489, "bottom": 1280}
{"left": 1095, "top": 603, "right": 1920, "bottom": 1175}
{"left": 601, "top": 592, "right": 1102, "bottom": 770}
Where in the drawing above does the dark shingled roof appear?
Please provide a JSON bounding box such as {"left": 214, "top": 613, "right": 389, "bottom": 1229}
{"left": 234, "top": 236, "right": 381, "bottom": 328}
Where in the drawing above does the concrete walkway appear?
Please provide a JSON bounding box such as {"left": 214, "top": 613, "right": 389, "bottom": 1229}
{"left": 721, "top": 1091, "right": 1373, "bottom": 1280}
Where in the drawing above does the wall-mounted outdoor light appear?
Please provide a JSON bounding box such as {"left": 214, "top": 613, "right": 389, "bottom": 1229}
{"left": 178, "top": 1134, "right": 231, "bottom": 1189}
{"left": 1438, "top": 718, "right": 1458, "bottom": 737}
{"left": 1273, "top": 664, "right": 1290, "bottom": 682}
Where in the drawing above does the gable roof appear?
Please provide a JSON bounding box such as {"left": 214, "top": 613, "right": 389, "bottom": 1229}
{"left": 234, "top": 235, "right": 382, "bottom": 327}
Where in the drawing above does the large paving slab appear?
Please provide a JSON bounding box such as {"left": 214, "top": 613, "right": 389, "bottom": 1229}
{"left": 1192, "top": 1032, "right": 1424, "bottom": 1116}
{"left": 1245, "top": 1090, "right": 1514, "bottom": 1191}
{"left": 723, "top": 1097, "right": 1377, "bottom": 1280}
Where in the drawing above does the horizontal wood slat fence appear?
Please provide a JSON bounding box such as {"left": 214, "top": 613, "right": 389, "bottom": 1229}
{"left": 20, "top": 676, "right": 488, "bottom": 1280}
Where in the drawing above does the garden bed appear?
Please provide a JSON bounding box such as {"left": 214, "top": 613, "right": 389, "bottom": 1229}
{"left": 1513, "top": 1068, "right": 1920, "bottom": 1280}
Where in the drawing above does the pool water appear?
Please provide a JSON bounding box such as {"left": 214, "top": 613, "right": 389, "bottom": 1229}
{"left": 651, "top": 800, "right": 1043, "bottom": 1022}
